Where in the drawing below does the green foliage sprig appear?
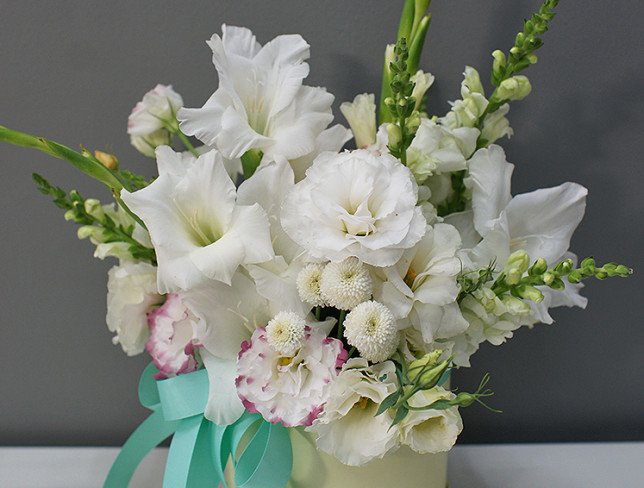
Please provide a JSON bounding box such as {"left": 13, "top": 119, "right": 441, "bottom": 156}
{"left": 457, "top": 259, "right": 498, "bottom": 302}
{"left": 481, "top": 0, "right": 559, "bottom": 123}
{"left": 375, "top": 351, "right": 498, "bottom": 427}
{"left": 33, "top": 173, "right": 157, "bottom": 264}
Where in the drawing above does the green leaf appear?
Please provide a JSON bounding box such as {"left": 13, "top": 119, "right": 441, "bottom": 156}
{"left": 390, "top": 405, "right": 409, "bottom": 428}
{"left": 241, "top": 149, "right": 263, "bottom": 179}
{"left": 375, "top": 390, "right": 401, "bottom": 416}
{"left": 0, "top": 125, "right": 123, "bottom": 191}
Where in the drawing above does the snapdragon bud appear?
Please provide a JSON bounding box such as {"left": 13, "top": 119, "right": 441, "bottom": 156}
{"left": 500, "top": 295, "right": 531, "bottom": 315}
{"left": 387, "top": 123, "right": 402, "bottom": 147}
{"left": 529, "top": 257, "right": 548, "bottom": 276}
{"left": 513, "top": 284, "right": 544, "bottom": 303}
{"left": 554, "top": 259, "right": 574, "bottom": 275}
{"left": 504, "top": 250, "right": 530, "bottom": 285}
{"left": 463, "top": 66, "right": 485, "bottom": 95}
{"left": 84, "top": 199, "right": 105, "bottom": 220}
{"left": 542, "top": 271, "right": 555, "bottom": 285}
{"left": 497, "top": 76, "right": 532, "bottom": 101}
{"left": 492, "top": 50, "right": 506, "bottom": 75}
{"left": 77, "top": 225, "right": 107, "bottom": 242}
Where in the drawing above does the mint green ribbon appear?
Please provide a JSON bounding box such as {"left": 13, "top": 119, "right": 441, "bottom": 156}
{"left": 104, "top": 364, "right": 292, "bottom": 488}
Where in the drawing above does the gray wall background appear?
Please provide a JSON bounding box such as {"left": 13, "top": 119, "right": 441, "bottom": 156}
{"left": 0, "top": 0, "right": 642, "bottom": 446}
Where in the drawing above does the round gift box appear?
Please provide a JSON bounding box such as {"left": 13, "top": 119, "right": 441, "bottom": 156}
{"left": 225, "top": 428, "right": 448, "bottom": 488}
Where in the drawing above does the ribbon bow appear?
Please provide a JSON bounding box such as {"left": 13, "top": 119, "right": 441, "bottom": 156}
{"left": 104, "top": 364, "right": 293, "bottom": 488}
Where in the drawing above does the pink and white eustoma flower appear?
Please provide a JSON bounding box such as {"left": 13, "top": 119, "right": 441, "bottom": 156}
{"left": 281, "top": 149, "right": 426, "bottom": 267}
{"left": 236, "top": 325, "right": 347, "bottom": 427}
{"left": 146, "top": 293, "right": 198, "bottom": 379}
{"left": 128, "top": 84, "right": 183, "bottom": 157}
{"left": 178, "top": 25, "right": 337, "bottom": 164}
{"left": 121, "top": 146, "right": 274, "bottom": 293}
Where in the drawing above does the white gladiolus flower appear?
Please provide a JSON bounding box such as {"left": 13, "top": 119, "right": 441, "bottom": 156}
{"left": 281, "top": 149, "right": 426, "bottom": 266}
{"left": 266, "top": 311, "right": 306, "bottom": 356}
{"left": 106, "top": 262, "right": 162, "bottom": 356}
{"left": 130, "top": 129, "right": 172, "bottom": 158}
{"left": 178, "top": 25, "right": 334, "bottom": 162}
{"left": 319, "top": 257, "right": 372, "bottom": 310}
{"left": 297, "top": 263, "right": 326, "bottom": 307}
{"left": 406, "top": 118, "right": 479, "bottom": 184}
{"left": 374, "top": 223, "right": 467, "bottom": 345}
{"left": 308, "top": 358, "right": 399, "bottom": 466}
{"left": 343, "top": 301, "right": 399, "bottom": 363}
{"left": 340, "top": 93, "right": 377, "bottom": 148}
{"left": 399, "top": 387, "right": 463, "bottom": 454}
{"left": 121, "top": 146, "right": 274, "bottom": 292}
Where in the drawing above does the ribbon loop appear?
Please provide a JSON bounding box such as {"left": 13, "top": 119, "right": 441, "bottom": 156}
{"left": 104, "top": 364, "right": 293, "bottom": 488}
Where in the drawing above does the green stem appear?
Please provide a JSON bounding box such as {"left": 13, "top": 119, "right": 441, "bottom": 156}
{"left": 175, "top": 130, "right": 199, "bottom": 157}
{"left": 337, "top": 310, "right": 347, "bottom": 340}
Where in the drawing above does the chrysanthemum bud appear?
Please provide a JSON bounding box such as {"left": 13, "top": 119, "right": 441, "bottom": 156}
{"left": 296, "top": 263, "right": 326, "bottom": 307}
{"left": 266, "top": 311, "right": 306, "bottom": 356}
{"left": 343, "top": 301, "right": 398, "bottom": 363}
{"left": 320, "top": 257, "right": 372, "bottom": 310}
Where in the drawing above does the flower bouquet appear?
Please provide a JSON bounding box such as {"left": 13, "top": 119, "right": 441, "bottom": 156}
{"left": 0, "top": 0, "right": 633, "bottom": 487}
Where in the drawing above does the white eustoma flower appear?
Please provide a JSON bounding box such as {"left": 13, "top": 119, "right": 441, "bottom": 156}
{"left": 236, "top": 325, "right": 347, "bottom": 427}
{"left": 308, "top": 358, "right": 400, "bottom": 466}
{"left": 343, "top": 301, "right": 399, "bottom": 363}
{"left": 406, "top": 118, "right": 479, "bottom": 184}
{"left": 178, "top": 25, "right": 334, "bottom": 163}
{"left": 106, "top": 262, "right": 163, "bottom": 356}
{"left": 281, "top": 149, "right": 426, "bottom": 266}
{"left": 146, "top": 293, "right": 198, "bottom": 379}
{"left": 399, "top": 387, "right": 463, "bottom": 454}
{"left": 288, "top": 124, "right": 352, "bottom": 182}
{"left": 374, "top": 223, "right": 467, "bottom": 344}
{"left": 340, "top": 93, "right": 377, "bottom": 148}
{"left": 121, "top": 146, "right": 274, "bottom": 292}
{"left": 128, "top": 84, "right": 184, "bottom": 156}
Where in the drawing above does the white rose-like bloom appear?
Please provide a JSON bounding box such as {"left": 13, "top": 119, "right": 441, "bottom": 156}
{"left": 399, "top": 387, "right": 463, "bottom": 454}
{"left": 308, "top": 358, "right": 399, "bottom": 466}
{"left": 236, "top": 326, "right": 347, "bottom": 427}
{"left": 178, "top": 25, "right": 334, "bottom": 162}
{"left": 340, "top": 93, "right": 377, "bottom": 148}
{"left": 122, "top": 146, "right": 274, "bottom": 292}
{"left": 319, "top": 257, "right": 372, "bottom": 310}
{"left": 265, "top": 311, "right": 306, "bottom": 356}
{"left": 343, "top": 301, "right": 399, "bottom": 363}
{"left": 281, "top": 149, "right": 426, "bottom": 266}
{"left": 106, "top": 262, "right": 163, "bottom": 356}
{"left": 296, "top": 263, "right": 326, "bottom": 307}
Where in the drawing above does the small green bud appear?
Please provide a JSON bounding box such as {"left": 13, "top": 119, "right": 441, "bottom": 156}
{"left": 406, "top": 111, "right": 421, "bottom": 133}
{"left": 514, "top": 284, "right": 544, "bottom": 303}
{"left": 387, "top": 123, "right": 402, "bottom": 148}
{"left": 615, "top": 265, "right": 633, "bottom": 277}
{"left": 64, "top": 209, "right": 77, "bottom": 221}
{"left": 454, "top": 392, "right": 477, "bottom": 407}
{"left": 527, "top": 54, "right": 538, "bottom": 64}
{"left": 595, "top": 271, "right": 607, "bottom": 280}
{"left": 84, "top": 199, "right": 105, "bottom": 220}
{"left": 542, "top": 272, "right": 555, "bottom": 286}
{"left": 77, "top": 225, "right": 107, "bottom": 242}
{"left": 581, "top": 257, "right": 596, "bottom": 270}
{"left": 500, "top": 295, "right": 531, "bottom": 315}
{"left": 549, "top": 277, "right": 566, "bottom": 290}
{"left": 408, "top": 350, "right": 443, "bottom": 382}
{"left": 497, "top": 76, "right": 532, "bottom": 101}
{"left": 529, "top": 257, "right": 548, "bottom": 276}
{"left": 568, "top": 270, "right": 583, "bottom": 284}
{"left": 554, "top": 259, "right": 574, "bottom": 275}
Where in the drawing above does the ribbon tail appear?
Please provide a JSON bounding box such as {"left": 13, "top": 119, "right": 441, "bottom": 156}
{"left": 163, "top": 415, "right": 220, "bottom": 488}
{"left": 104, "top": 409, "right": 180, "bottom": 488}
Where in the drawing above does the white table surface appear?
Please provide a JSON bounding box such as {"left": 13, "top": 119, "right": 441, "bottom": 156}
{"left": 0, "top": 442, "right": 642, "bottom": 487}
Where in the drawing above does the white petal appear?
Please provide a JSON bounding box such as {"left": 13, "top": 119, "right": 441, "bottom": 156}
{"left": 201, "top": 351, "right": 245, "bottom": 426}
{"left": 505, "top": 182, "right": 588, "bottom": 263}
{"left": 466, "top": 145, "right": 514, "bottom": 236}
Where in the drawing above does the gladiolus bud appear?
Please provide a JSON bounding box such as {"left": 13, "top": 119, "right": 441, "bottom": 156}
{"left": 94, "top": 150, "right": 119, "bottom": 170}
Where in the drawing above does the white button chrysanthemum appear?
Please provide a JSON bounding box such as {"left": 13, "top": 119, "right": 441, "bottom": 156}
{"left": 320, "top": 257, "right": 372, "bottom": 310}
{"left": 343, "top": 301, "right": 399, "bottom": 362}
{"left": 296, "top": 263, "right": 326, "bottom": 307}
{"left": 266, "top": 311, "right": 307, "bottom": 356}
